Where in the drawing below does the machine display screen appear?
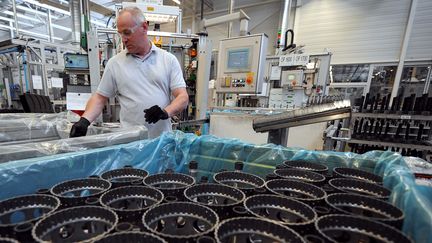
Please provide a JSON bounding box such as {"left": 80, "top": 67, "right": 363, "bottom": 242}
{"left": 226, "top": 48, "right": 250, "bottom": 71}
{"left": 64, "top": 54, "right": 89, "bottom": 69}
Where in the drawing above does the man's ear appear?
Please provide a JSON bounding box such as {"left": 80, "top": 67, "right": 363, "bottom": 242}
{"left": 142, "top": 21, "right": 148, "bottom": 33}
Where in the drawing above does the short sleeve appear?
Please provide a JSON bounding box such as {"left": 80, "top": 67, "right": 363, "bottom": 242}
{"left": 97, "top": 59, "right": 117, "bottom": 98}
{"left": 169, "top": 54, "right": 186, "bottom": 91}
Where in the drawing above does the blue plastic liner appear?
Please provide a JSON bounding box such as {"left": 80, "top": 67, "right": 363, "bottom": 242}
{"left": 0, "top": 131, "right": 430, "bottom": 243}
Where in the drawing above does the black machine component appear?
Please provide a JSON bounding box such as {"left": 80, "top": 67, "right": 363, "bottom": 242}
{"left": 50, "top": 178, "right": 111, "bottom": 208}
{"left": 32, "top": 206, "right": 118, "bottom": 242}
{"left": 213, "top": 171, "right": 265, "bottom": 196}
{"left": 184, "top": 183, "right": 245, "bottom": 220}
{"left": 100, "top": 167, "right": 149, "bottom": 188}
{"left": 19, "top": 93, "right": 54, "bottom": 113}
{"left": 328, "top": 178, "right": 391, "bottom": 199}
{"left": 315, "top": 215, "right": 412, "bottom": 243}
{"left": 244, "top": 194, "right": 317, "bottom": 235}
{"left": 100, "top": 185, "right": 163, "bottom": 226}
{"left": 326, "top": 193, "right": 404, "bottom": 229}
{"left": 215, "top": 217, "right": 305, "bottom": 243}
{"left": 142, "top": 202, "right": 219, "bottom": 242}
{"left": 333, "top": 167, "right": 383, "bottom": 184}
{"left": 0, "top": 237, "right": 18, "bottom": 243}
{"left": 143, "top": 172, "right": 195, "bottom": 201}
{"left": 0, "top": 195, "right": 60, "bottom": 242}
{"left": 349, "top": 92, "right": 432, "bottom": 158}
{"left": 265, "top": 179, "right": 326, "bottom": 206}
{"left": 274, "top": 168, "right": 326, "bottom": 186}
{"left": 95, "top": 231, "right": 167, "bottom": 243}
{"left": 283, "top": 160, "right": 329, "bottom": 174}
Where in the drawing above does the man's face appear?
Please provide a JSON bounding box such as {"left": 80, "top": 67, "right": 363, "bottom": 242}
{"left": 117, "top": 12, "right": 147, "bottom": 54}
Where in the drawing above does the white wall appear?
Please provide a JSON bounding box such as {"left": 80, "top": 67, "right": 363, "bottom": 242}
{"left": 210, "top": 113, "right": 326, "bottom": 150}
{"left": 293, "top": 0, "right": 432, "bottom": 64}
{"left": 406, "top": 0, "right": 432, "bottom": 61}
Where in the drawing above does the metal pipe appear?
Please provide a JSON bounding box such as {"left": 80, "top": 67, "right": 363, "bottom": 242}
{"left": 22, "top": 50, "right": 30, "bottom": 92}
{"left": 192, "top": 0, "right": 196, "bottom": 33}
{"left": 389, "top": 0, "right": 418, "bottom": 106}
{"left": 228, "top": 0, "right": 234, "bottom": 38}
{"left": 176, "top": 9, "right": 182, "bottom": 33}
{"left": 47, "top": 10, "right": 54, "bottom": 42}
{"left": 200, "top": 0, "right": 204, "bottom": 20}
{"left": 98, "top": 28, "right": 200, "bottom": 39}
{"left": 11, "top": 0, "right": 19, "bottom": 37}
{"left": 70, "top": 0, "right": 82, "bottom": 44}
{"left": 195, "top": 34, "right": 212, "bottom": 119}
{"left": 279, "top": 0, "right": 291, "bottom": 48}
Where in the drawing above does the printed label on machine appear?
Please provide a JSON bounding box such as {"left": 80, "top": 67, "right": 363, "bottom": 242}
{"left": 279, "top": 54, "right": 310, "bottom": 67}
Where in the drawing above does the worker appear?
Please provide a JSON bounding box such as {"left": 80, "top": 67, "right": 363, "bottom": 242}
{"left": 70, "top": 7, "right": 189, "bottom": 139}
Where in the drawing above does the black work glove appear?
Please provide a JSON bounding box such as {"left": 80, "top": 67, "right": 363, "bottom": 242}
{"left": 70, "top": 117, "right": 91, "bottom": 138}
{"left": 144, "top": 105, "right": 169, "bottom": 124}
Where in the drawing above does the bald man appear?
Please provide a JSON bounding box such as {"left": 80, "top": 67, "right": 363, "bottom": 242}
{"left": 70, "top": 7, "right": 188, "bottom": 138}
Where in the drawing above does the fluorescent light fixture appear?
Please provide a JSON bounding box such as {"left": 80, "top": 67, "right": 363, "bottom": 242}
{"left": 5, "top": 10, "right": 44, "bottom": 22}
{"left": 0, "top": 23, "right": 62, "bottom": 40}
{"left": 0, "top": 16, "right": 34, "bottom": 27}
{"left": 172, "top": 0, "right": 181, "bottom": 4}
{"left": 23, "top": 0, "right": 70, "bottom": 16}
{"left": 16, "top": 5, "right": 59, "bottom": 19}
{"left": 122, "top": 2, "right": 180, "bottom": 23}
{"left": 3, "top": 11, "right": 71, "bottom": 31}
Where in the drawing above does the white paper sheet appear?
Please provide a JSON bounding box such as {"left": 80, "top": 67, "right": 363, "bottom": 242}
{"left": 66, "top": 92, "right": 91, "bottom": 110}
{"left": 32, "top": 75, "right": 43, "bottom": 90}
{"left": 270, "top": 66, "right": 281, "bottom": 80}
{"left": 51, "top": 77, "right": 64, "bottom": 88}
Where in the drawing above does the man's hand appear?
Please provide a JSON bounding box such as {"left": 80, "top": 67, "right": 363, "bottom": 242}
{"left": 144, "top": 105, "right": 169, "bottom": 124}
{"left": 70, "top": 117, "right": 91, "bottom": 138}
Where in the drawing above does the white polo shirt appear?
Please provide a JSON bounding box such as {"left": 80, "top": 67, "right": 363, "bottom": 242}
{"left": 97, "top": 43, "right": 186, "bottom": 138}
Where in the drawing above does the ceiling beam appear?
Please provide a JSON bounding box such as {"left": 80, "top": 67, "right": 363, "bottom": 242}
{"left": 40, "top": 0, "right": 114, "bottom": 17}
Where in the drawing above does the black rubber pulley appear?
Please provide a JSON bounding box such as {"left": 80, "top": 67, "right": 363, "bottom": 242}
{"left": 0, "top": 194, "right": 60, "bottom": 241}
{"left": 265, "top": 179, "right": 326, "bottom": 206}
{"left": 325, "top": 193, "right": 404, "bottom": 229}
{"left": 283, "top": 160, "right": 328, "bottom": 174}
{"left": 100, "top": 185, "right": 163, "bottom": 225}
{"left": 315, "top": 214, "right": 412, "bottom": 243}
{"left": 215, "top": 217, "right": 305, "bottom": 243}
{"left": 32, "top": 206, "right": 118, "bottom": 242}
{"left": 213, "top": 171, "right": 265, "bottom": 196}
{"left": 328, "top": 178, "right": 390, "bottom": 199}
{"left": 142, "top": 202, "right": 219, "bottom": 243}
{"left": 244, "top": 194, "right": 317, "bottom": 235}
{"left": 50, "top": 178, "right": 111, "bottom": 207}
{"left": 100, "top": 167, "right": 149, "bottom": 187}
{"left": 144, "top": 173, "right": 195, "bottom": 201}
{"left": 274, "top": 168, "right": 326, "bottom": 186}
{"left": 94, "top": 231, "right": 167, "bottom": 243}
{"left": 333, "top": 167, "right": 383, "bottom": 184}
{"left": 184, "top": 183, "right": 245, "bottom": 220}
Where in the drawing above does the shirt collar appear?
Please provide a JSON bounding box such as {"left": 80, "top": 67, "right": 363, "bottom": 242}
{"left": 126, "top": 42, "right": 157, "bottom": 61}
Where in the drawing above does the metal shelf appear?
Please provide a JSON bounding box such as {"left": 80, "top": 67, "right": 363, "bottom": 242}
{"left": 352, "top": 112, "right": 432, "bottom": 121}
{"left": 348, "top": 139, "right": 432, "bottom": 151}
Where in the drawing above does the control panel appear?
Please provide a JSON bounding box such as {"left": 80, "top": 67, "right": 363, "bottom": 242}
{"left": 281, "top": 70, "right": 304, "bottom": 87}
{"left": 216, "top": 34, "right": 268, "bottom": 94}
